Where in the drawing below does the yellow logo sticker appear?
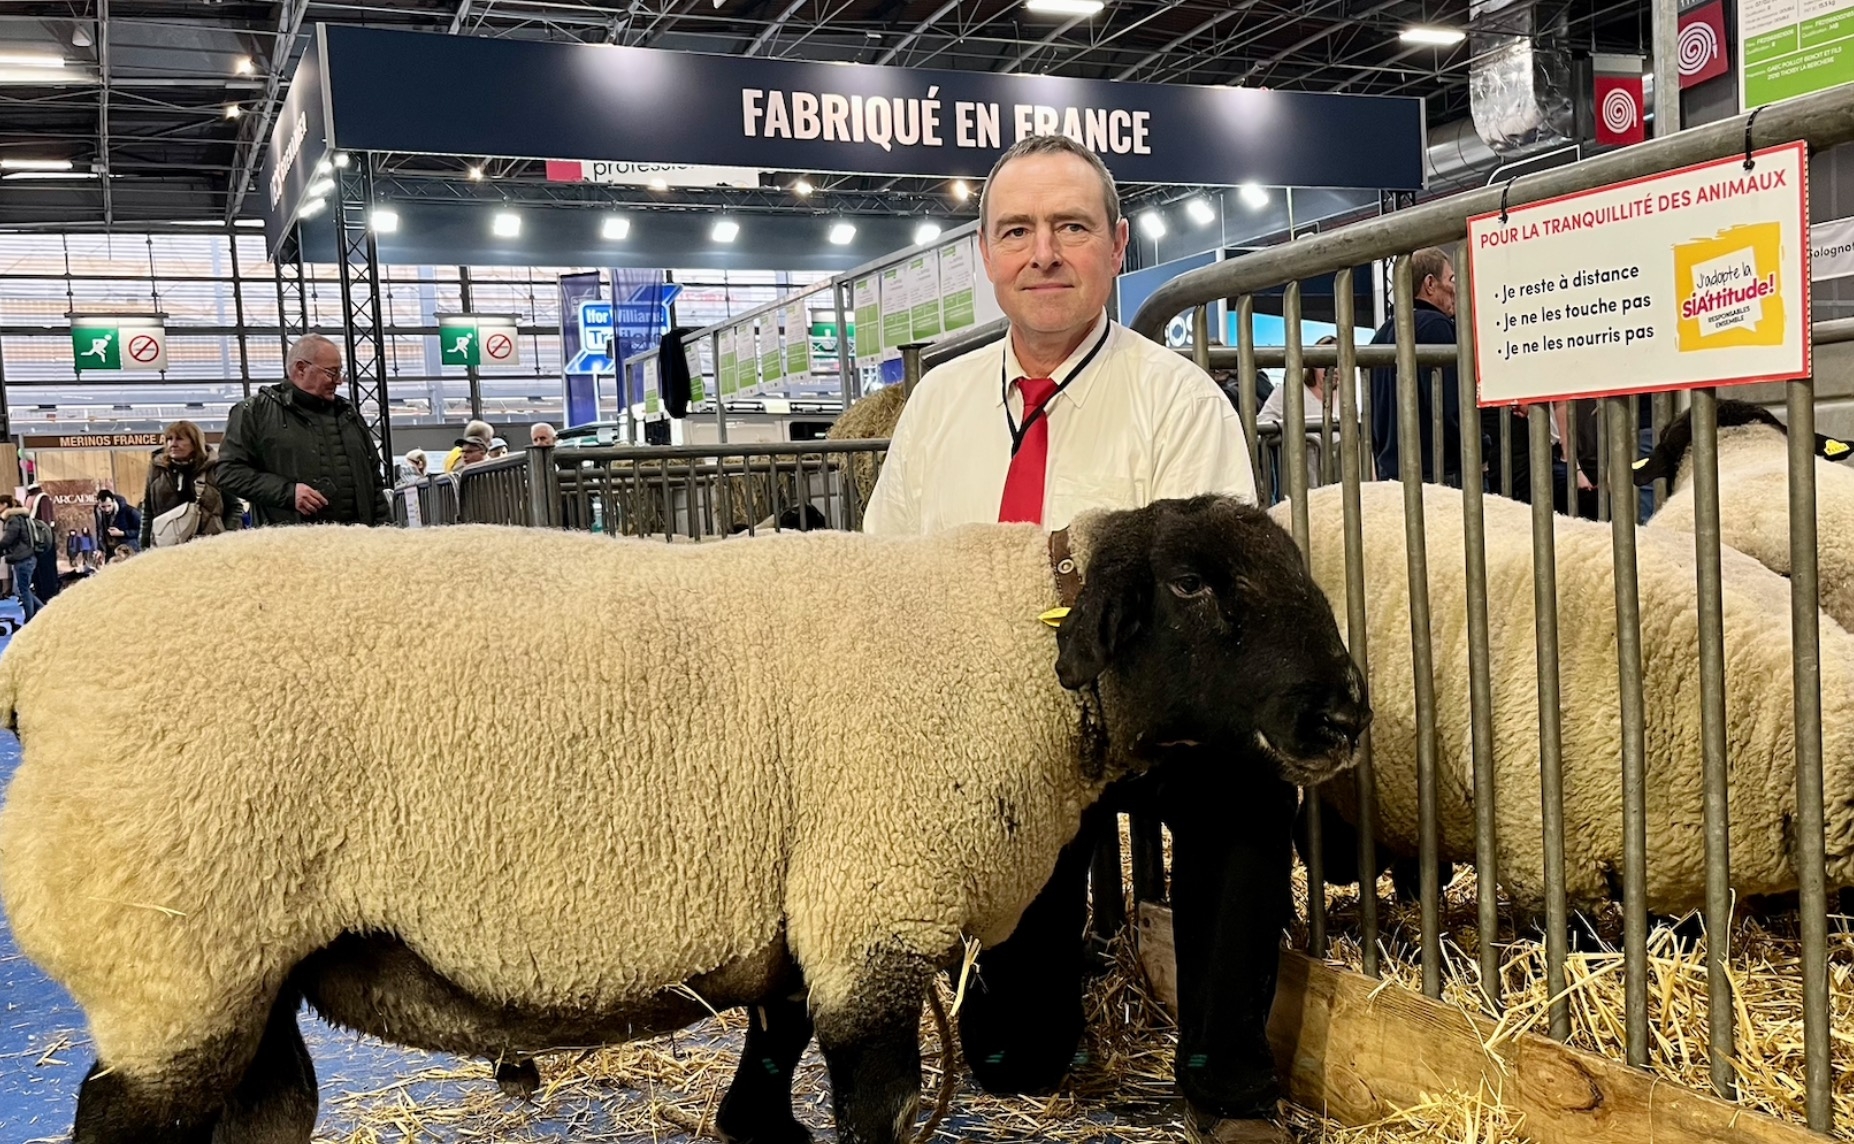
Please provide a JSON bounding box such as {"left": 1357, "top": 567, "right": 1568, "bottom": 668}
{"left": 1826, "top": 439, "right": 1851, "bottom": 459}
{"left": 1673, "top": 221, "right": 1786, "bottom": 352}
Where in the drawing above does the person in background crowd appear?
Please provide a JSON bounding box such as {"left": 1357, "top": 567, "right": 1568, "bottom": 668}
{"left": 23, "top": 481, "right": 59, "bottom": 606}
{"left": 1369, "top": 247, "right": 1461, "bottom": 485}
{"left": 444, "top": 419, "right": 495, "bottom": 472}
{"left": 94, "top": 490, "right": 141, "bottom": 561}
{"left": 140, "top": 419, "right": 241, "bottom": 549}
{"left": 488, "top": 437, "right": 509, "bottom": 459}
{"left": 216, "top": 334, "right": 390, "bottom": 528}
{"left": 865, "top": 134, "right": 1278, "bottom": 1144}
{"left": 1258, "top": 335, "right": 1338, "bottom": 493}
{"left": 1, "top": 495, "right": 46, "bottom": 624}
{"left": 529, "top": 422, "right": 558, "bottom": 449}
{"left": 453, "top": 431, "right": 491, "bottom": 468}
{"left": 403, "top": 448, "right": 428, "bottom": 481}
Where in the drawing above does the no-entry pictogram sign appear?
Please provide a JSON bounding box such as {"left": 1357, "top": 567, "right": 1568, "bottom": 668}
{"left": 484, "top": 332, "right": 515, "bottom": 362}
{"left": 127, "top": 334, "right": 161, "bottom": 364}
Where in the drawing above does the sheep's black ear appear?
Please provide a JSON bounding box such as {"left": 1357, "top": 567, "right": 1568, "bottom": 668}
{"left": 1631, "top": 451, "right": 1667, "bottom": 487}
{"left": 1634, "top": 410, "right": 1692, "bottom": 487}
{"left": 1055, "top": 514, "right": 1153, "bottom": 689}
{"left": 1817, "top": 434, "right": 1853, "bottom": 463}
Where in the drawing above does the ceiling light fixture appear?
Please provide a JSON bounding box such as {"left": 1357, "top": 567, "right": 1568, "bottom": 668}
{"left": 333, "top": 152, "right": 350, "bottom": 168}
{"left": 1186, "top": 197, "right": 1216, "bottom": 226}
{"left": 914, "top": 221, "right": 943, "bottom": 244}
{"left": 305, "top": 177, "right": 334, "bottom": 198}
{"left": 467, "top": 165, "right": 483, "bottom": 180}
{"left": 602, "top": 214, "right": 630, "bottom": 239}
{"left": 1138, "top": 210, "right": 1165, "bottom": 239}
{"left": 1238, "top": 182, "right": 1270, "bottom": 209}
{"left": 234, "top": 55, "right": 255, "bottom": 75}
{"left": 648, "top": 177, "right": 668, "bottom": 190}
{"left": 370, "top": 207, "right": 398, "bottom": 233}
{"left": 223, "top": 103, "right": 241, "bottom": 119}
{"left": 1399, "top": 26, "right": 1466, "bottom": 45}
{"left": 1024, "top": 0, "right": 1106, "bottom": 14}
{"left": 952, "top": 179, "right": 970, "bottom": 201}
{"left": 828, "top": 221, "right": 856, "bottom": 245}
{"left": 0, "top": 52, "right": 68, "bottom": 69}
{"left": 70, "top": 27, "right": 92, "bottom": 49}
{"left": 712, "top": 218, "right": 739, "bottom": 242}
{"left": 492, "top": 211, "right": 521, "bottom": 237}
{"left": 794, "top": 178, "right": 813, "bottom": 197}
{"left": 297, "top": 196, "right": 327, "bottom": 218}
{"left": 0, "top": 170, "right": 96, "bottom": 180}
{"left": 1, "top": 158, "right": 73, "bottom": 170}
{"left": 314, "top": 157, "right": 332, "bottom": 175}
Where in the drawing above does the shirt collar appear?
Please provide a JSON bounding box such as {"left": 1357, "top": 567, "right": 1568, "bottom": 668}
{"left": 996, "top": 311, "right": 1113, "bottom": 410}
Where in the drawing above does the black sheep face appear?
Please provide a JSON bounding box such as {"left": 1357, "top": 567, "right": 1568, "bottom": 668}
{"left": 1055, "top": 495, "right": 1369, "bottom": 787}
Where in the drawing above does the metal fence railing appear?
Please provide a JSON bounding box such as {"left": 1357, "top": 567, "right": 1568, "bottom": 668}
{"left": 1130, "top": 85, "right": 1854, "bottom": 1134}
{"left": 393, "top": 440, "right": 891, "bottom": 541}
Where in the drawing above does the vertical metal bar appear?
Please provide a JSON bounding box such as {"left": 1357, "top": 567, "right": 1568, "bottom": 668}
{"left": 1530, "top": 405, "right": 1571, "bottom": 1041}
{"left": 712, "top": 331, "right": 728, "bottom": 446}
{"left": 1191, "top": 304, "right": 1211, "bottom": 373}
{"left": 1335, "top": 268, "right": 1380, "bottom": 977}
{"left": 1606, "top": 395, "right": 1650, "bottom": 1069}
{"left": 1687, "top": 388, "right": 1736, "bottom": 1099}
{"left": 229, "top": 232, "right": 252, "bottom": 399}
{"left": 1787, "top": 379, "right": 1832, "bottom": 1134}
{"left": 1596, "top": 401, "right": 1612, "bottom": 524}
{"left": 835, "top": 280, "right": 856, "bottom": 412}
{"left": 1393, "top": 255, "right": 1443, "bottom": 998}
{"left": 900, "top": 342, "right": 926, "bottom": 397}
{"left": 460, "top": 265, "right": 483, "bottom": 420}
{"left": 1454, "top": 243, "right": 1500, "bottom": 1011}
{"left": 1282, "top": 282, "right": 1325, "bottom": 957}
{"left": 1429, "top": 366, "right": 1444, "bottom": 486}
{"left": 1236, "top": 296, "right": 1262, "bottom": 495}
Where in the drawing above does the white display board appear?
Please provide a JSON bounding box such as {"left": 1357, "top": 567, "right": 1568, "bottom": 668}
{"left": 854, "top": 274, "right": 881, "bottom": 368}
{"left": 1466, "top": 142, "right": 1810, "bottom": 406}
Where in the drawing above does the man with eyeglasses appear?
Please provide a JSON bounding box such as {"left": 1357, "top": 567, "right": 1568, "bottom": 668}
{"left": 217, "top": 333, "right": 390, "bottom": 528}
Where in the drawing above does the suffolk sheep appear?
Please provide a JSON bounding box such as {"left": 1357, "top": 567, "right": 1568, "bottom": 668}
{"left": 1633, "top": 399, "right": 1854, "bottom": 630}
{"left": 0, "top": 495, "right": 1367, "bottom": 1144}
{"left": 1282, "top": 481, "right": 1854, "bottom": 914}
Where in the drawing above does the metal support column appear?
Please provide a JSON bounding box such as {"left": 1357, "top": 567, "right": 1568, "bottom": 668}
{"left": 334, "top": 152, "right": 393, "bottom": 481}
{"left": 835, "top": 279, "right": 857, "bottom": 411}
{"left": 0, "top": 333, "right": 11, "bottom": 442}
{"left": 229, "top": 231, "right": 253, "bottom": 399}
{"left": 459, "top": 265, "right": 483, "bottom": 420}
{"left": 275, "top": 224, "right": 308, "bottom": 361}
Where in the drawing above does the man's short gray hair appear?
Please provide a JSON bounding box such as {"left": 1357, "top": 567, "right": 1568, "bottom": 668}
{"left": 285, "top": 333, "right": 338, "bottom": 369}
{"left": 978, "top": 134, "right": 1121, "bottom": 234}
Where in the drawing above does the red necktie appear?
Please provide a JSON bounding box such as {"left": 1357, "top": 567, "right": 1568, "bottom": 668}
{"left": 999, "top": 376, "right": 1059, "bottom": 524}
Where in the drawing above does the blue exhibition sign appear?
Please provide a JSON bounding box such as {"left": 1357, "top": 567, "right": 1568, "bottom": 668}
{"left": 265, "top": 24, "right": 1427, "bottom": 252}
{"left": 559, "top": 272, "right": 605, "bottom": 428}
{"left": 569, "top": 300, "right": 616, "bottom": 375}
{"left": 612, "top": 282, "right": 681, "bottom": 407}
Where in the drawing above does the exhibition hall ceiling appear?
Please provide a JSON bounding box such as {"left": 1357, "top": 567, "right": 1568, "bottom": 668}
{"left": 0, "top": 0, "right": 1657, "bottom": 228}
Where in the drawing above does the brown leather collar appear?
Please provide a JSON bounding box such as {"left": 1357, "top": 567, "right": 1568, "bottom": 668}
{"left": 1048, "top": 528, "right": 1082, "bottom": 608}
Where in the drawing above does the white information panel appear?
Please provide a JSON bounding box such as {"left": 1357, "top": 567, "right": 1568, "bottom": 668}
{"left": 1466, "top": 142, "right": 1810, "bottom": 406}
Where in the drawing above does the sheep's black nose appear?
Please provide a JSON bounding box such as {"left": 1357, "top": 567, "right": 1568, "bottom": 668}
{"left": 1320, "top": 673, "right": 1372, "bottom": 745}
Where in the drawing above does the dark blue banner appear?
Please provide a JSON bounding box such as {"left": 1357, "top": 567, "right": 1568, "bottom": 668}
{"left": 258, "top": 28, "right": 332, "bottom": 252}
{"left": 306, "top": 24, "right": 1425, "bottom": 199}
{"left": 559, "top": 272, "right": 605, "bottom": 429}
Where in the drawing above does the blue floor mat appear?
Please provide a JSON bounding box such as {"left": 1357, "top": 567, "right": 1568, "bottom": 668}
{"left": 0, "top": 599, "right": 1179, "bottom": 1142}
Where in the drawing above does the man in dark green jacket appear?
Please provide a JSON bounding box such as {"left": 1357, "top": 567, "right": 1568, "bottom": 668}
{"left": 217, "top": 334, "right": 389, "bottom": 527}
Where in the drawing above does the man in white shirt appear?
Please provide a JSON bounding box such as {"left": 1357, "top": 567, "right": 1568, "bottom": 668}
{"left": 864, "top": 136, "right": 1286, "bottom": 1144}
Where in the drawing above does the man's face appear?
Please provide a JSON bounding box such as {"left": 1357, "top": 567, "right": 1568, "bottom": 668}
{"left": 979, "top": 153, "right": 1129, "bottom": 346}
{"left": 1422, "top": 262, "right": 1458, "bottom": 318}
{"left": 460, "top": 443, "right": 486, "bottom": 465}
{"left": 291, "top": 343, "right": 345, "bottom": 400}
{"left": 532, "top": 427, "right": 557, "bottom": 448}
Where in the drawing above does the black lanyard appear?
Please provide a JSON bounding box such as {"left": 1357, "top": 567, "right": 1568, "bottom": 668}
{"left": 1001, "top": 321, "right": 1114, "bottom": 458}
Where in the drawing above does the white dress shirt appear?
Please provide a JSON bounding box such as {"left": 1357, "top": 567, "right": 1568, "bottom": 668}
{"left": 863, "top": 312, "right": 1256, "bottom": 535}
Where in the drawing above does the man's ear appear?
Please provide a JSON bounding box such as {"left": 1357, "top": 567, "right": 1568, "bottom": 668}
{"left": 1054, "top": 515, "right": 1152, "bottom": 689}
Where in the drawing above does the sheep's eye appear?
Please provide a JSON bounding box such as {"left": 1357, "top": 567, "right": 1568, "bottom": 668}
{"left": 1170, "top": 574, "right": 1209, "bottom": 599}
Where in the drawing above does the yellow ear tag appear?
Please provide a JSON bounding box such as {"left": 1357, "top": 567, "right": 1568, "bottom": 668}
{"left": 1039, "top": 606, "right": 1070, "bottom": 628}
{"left": 1827, "top": 439, "right": 1851, "bottom": 458}
{"left": 1631, "top": 456, "right": 1650, "bottom": 470}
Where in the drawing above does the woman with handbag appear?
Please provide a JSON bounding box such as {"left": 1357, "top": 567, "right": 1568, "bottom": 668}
{"left": 140, "top": 420, "right": 241, "bottom": 549}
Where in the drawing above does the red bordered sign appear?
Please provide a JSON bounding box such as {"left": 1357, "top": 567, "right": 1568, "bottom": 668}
{"left": 1466, "top": 140, "right": 1810, "bottom": 407}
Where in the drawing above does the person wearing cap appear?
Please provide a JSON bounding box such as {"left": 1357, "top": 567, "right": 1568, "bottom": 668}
{"left": 488, "top": 437, "right": 509, "bottom": 459}
{"left": 444, "top": 419, "right": 495, "bottom": 473}
{"left": 216, "top": 334, "right": 390, "bottom": 527}
{"left": 22, "top": 480, "right": 59, "bottom": 605}
{"left": 453, "top": 432, "right": 491, "bottom": 468}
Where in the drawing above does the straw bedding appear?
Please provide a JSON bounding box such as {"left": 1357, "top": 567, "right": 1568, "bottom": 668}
{"left": 304, "top": 853, "right": 1850, "bottom": 1143}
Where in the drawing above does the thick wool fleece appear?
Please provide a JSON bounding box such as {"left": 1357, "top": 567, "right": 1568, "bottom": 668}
{"left": 1280, "top": 482, "right": 1854, "bottom": 913}
{"left": 0, "top": 521, "right": 1102, "bottom": 1076}
{"left": 1647, "top": 422, "right": 1854, "bottom": 631}
{"left": 826, "top": 383, "right": 907, "bottom": 505}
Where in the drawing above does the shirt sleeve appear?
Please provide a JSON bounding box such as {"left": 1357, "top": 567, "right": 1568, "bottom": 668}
{"left": 1150, "top": 372, "right": 1258, "bottom": 507}
{"left": 860, "top": 389, "right": 924, "bottom": 536}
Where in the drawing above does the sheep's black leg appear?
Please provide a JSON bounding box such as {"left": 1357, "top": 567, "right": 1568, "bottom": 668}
{"left": 1293, "top": 791, "right": 1362, "bottom": 886}
{"left": 74, "top": 1060, "right": 220, "bottom": 1144}
{"left": 716, "top": 992, "right": 815, "bottom": 1144}
{"left": 816, "top": 958, "right": 926, "bottom": 1144}
{"left": 214, "top": 991, "right": 318, "bottom": 1144}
